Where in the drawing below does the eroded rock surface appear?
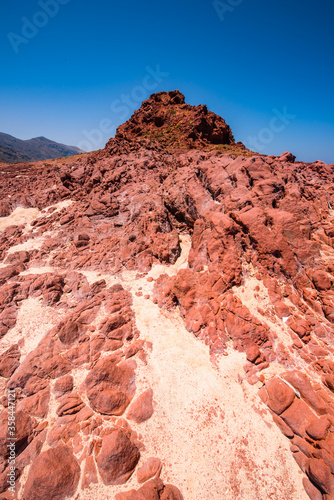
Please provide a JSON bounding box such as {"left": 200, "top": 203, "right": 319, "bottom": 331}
{"left": 0, "top": 90, "right": 334, "bottom": 499}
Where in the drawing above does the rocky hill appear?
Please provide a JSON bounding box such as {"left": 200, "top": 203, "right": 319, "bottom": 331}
{"left": 115, "top": 90, "right": 235, "bottom": 149}
{"left": 0, "top": 133, "right": 82, "bottom": 163}
{"left": 0, "top": 90, "right": 334, "bottom": 500}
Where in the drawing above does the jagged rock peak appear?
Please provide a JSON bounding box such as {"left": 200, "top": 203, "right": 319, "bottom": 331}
{"left": 113, "top": 90, "right": 238, "bottom": 150}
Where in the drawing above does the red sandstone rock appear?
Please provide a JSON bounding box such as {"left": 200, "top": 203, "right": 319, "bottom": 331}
{"left": 278, "top": 151, "right": 296, "bottom": 163}
{"left": 24, "top": 377, "right": 49, "bottom": 396}
{"left": 56, "top": 392, "right": 85, "bottom": 416}
{"left": 0, "top": 201, "right": 11, "bottom": 217}
{"left": 292, "top": 450, "right": 308, "bottom": 473}
{"left": 137, "top": 457, "right": 161, "bottom": 483}
{"left": 85, "top": 356, "right": 136, "bottom": 415}
{"left": 0, "top": 265, "right": 19, "bottom": 286}
{"left": 24, "top": 445, "right": 80, "bottom": 499}
{"left": 306, "top": 417, "right": 331, "bottom": 441}
{"left": 47, "top": 419, "right": 81, "bottom": 447}
{"left": 313, "top": 270, "right": 331, "bottom": 291}
{"left": 74, "top": 232, "right": 90, "bottom": 248}
{"left": 17, "top": 388, "right": 50, "bottom": 418}
{"left": 130, "top": 478, "right": 164, "bottom": 500}
{"left": 57, "top": 320, "right": 82, "bottom": 345}
{"left": 96, "top": 427, "right": 140, "bottom": 485}
{"left": 5, "top": 250, "right": 30, "bottom": 265}
{"left": 302, "top": 477, "right": 323, "bottom": 500}
{"left": 307, "top": 458, "right": 334, "bottom": 495}
{"left": 2, "top": 91, "right": 334, "bottom": 500}
{"left": 291, "top": 435, "right": 315, "bottom": 458}
{"left": 272, "top": 414, "right": 294, "bottom": 439}
{"left": 281, "top": 399, "right": 316, "bottom": 437}
{"left": 127, "top": 388, "right": 154, "bottom": 423}
{"left": 322, "top": 374, "right": 334, "bottom": 393}
{"left": 284, "top": 371, "right": 327, "bottom": 415}
{"left": 54, "top": 375, "right": 74, "bottom": 397}
{"left": 246, "top": 345, "right": 261, "bottom": 363}
{"left": 313, "top": 448, "right": 334, "bottom": 476}
{"left": 82, "top": 455, "right": 98, "bottom": 489}
{"left": 160, "top": 484, "right": 184, "bottom": 499}
{"left": 287, "top": 316, "right": 312, "bottom": 343}
{"left": 16, "top": 432, "right": 46, "bottom": 475}
{"left": 0, "top": 410, "right": 36, "bottom": 463}
{"left": 265, "top": 378, "right": 295, "bottom": 415}
{"left": 115, "top": 90, "right": 235, "bottom": 150}
{"left": 0, "top": 344, "right": 20, "bottom": 377}
{"left": 118, "top": 478, "right": 184, "bottom": 500}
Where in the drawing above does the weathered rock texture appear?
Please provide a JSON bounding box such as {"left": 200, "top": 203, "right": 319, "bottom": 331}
{"left": 0, "top": 90, "right": 334, "bottom": 499}
{"left": 115, "top": 89, "right": 237, "bottom": 151}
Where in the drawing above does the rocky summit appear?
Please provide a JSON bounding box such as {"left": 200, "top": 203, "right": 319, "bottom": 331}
{"left": 0, "top": 90, "right": 334, "bottom": 500}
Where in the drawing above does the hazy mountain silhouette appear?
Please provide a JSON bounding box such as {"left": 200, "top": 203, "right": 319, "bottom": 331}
{"left": 0, "top": 132, "right": 82, "bottom": 163}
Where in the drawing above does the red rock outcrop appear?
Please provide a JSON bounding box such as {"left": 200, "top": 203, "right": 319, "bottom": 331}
{"left": 24, "top": 445, "right": 81, "bottom": 500}
{"left": 115, "top": 90, "right": 236, "bottom": 150}
{"left": 96, "top": 427, "right": 140, "bottom": 485}
{"left": 1, "top": 90, "right": 334, "bottom": 499}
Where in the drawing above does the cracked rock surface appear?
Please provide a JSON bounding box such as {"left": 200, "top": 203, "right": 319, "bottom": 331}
{"left": 1, "top": 90, "right": 334, "bottom": 499}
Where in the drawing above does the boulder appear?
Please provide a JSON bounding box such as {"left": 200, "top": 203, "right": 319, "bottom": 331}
{"left": 85, "top": 357, "right": 136, "bottom": 415}
{"left": 281, "top": 399, "right": 316, "bottom": 437}
{"left": 265, "top": 378, "right": 295, "bottom": 415}
{"left": 160, "top": 484, "right": 184, "bottom": 500}
{"left": 306, "top": 417, "right": 331, "bottom": 441}
{"left": 24, "top": 445, "right": 80, "bottom": 500}
{"left": 53, "top": 375, "right": 74, "bottom": 397}
{"left": 130, "top": 478, "right": 164, "bottom": 500}
{"left": 96, "top": 427, "right": 140, "bottom": 485}
{"left": 127, "top": 388, "right": 154, "bottom": 423}
{"left": 137, "top": 457, "right": 161, "bottom": 483}
{"left": 56, "top": 392, "right": 85, "bottom": 416}
{"left": 284, "top": 371, "right": 327, "bottom": 415}
{"left": 306, "top": 458, "right": 334, "bottom": 495}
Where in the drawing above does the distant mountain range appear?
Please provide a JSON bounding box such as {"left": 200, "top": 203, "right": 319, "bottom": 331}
{"left": 0, "top": 132, "right": 83, "bottom": 163}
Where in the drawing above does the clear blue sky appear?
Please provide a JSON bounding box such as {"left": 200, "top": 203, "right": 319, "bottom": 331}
{"left": 1, "top": 0, "right": 333, "bottom": 163}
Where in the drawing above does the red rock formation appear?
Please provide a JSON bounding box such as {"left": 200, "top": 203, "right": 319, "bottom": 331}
{"left": 127, "top": 388, "right": 154, "bottom": 423}
{"left": 96, "top": 427, "right": 140, "bottom": 485}
{"left": 115, "top": 90, "right": 236, "bottom": 150}
{"left": 24, "top": 445, "right": 81, "bottom": 499}
{"left": 0, "top": 90, "right": 334, "bottom": 499}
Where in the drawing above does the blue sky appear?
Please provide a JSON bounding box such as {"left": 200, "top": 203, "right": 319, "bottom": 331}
{"left": 0, "top": 0, "right": 333, "bottom": 163}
